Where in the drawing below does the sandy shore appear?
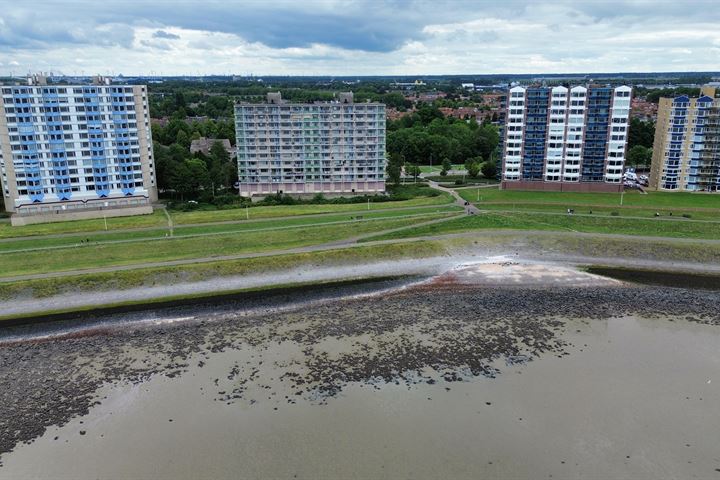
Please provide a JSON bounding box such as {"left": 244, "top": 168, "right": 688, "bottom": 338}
{"left": 1, "top": 262, "right": 719, "bottom": 478}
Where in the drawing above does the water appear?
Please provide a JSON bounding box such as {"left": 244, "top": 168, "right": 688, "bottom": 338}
{"left": 1, "top": 264, "right": 719, "bottom": 479}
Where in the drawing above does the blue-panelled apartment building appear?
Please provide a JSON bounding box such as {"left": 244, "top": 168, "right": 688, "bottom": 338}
{"left": 502, "top": 84, "right": 632, "bottom": 192}
{"left": 0, "top": 74, "right": 157, "bottom": 225}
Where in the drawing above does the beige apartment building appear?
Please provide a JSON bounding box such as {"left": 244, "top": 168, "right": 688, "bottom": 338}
{"left": 650, "top": 86, "right": 719, "bottom": 192}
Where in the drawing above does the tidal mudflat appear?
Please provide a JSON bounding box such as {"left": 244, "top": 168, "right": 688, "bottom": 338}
{"left": 1, "top": 262, "right": 719, "bottom": 479}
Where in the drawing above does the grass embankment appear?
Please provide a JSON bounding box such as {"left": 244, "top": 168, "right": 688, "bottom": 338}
{"left": 362, "top": 212, "right": 720, "bottom": 242}
{"left": 474, "top": 203, "right": 720, "bottom": 221}
{"left": 0, "top": 189, "right": 453, "bottom": 240}
{"left": 0, "top": 240, "right": 450, "bottom": 301}
{"left": 0, "top": 212, "right": 459, "bottom": 278}
{"left": 0, "top": 205, "right": 461, "bottom": 253}
{"left": 5, "top": 232, "right": 720, "bottom": 310}
{"left": 171, "top": 192, "right": 452, "bottom": 225}
{"left": 459, "top": 188, "right": 720, "bottom": 209}
{"left": 0, "top": 211, "right": 169, "bottom": 240}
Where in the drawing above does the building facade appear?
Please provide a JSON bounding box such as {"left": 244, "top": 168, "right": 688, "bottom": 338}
{"left": 0, "top": 75, "right": 157, "bottom": 225}
{"left": 650, "top": 86, "right": 719, "bottom": 192}
{"left": 501, "top": 84, "right": 632, "bottom": 192}
{"left": 234, "top": 92, "right": 385, "bottom": 197}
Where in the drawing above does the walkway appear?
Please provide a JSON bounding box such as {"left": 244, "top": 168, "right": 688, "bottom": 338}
{"left": 425, "top": 179, "right": 481, "bottom": 215}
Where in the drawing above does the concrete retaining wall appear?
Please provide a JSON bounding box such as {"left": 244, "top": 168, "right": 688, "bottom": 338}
{"left": 501, "top": 181, "right": 623, "bottom": 193}
{"left": 10, "top": 206, "right": 154, "bottom": 226}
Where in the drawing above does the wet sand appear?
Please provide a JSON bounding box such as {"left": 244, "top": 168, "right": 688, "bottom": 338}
{"left": 1, "top": 263, "right": 719, "bottom": 479}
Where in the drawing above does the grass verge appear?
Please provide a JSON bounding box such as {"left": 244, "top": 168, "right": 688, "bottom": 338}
{"left": 0, "top": 240, "right": 450, "bottom": 301}
{"left": 0, "top": 213, "right": 457, "bottom": 277}
{"left": 360, "top": 212, "right": 720, "bottom": 241}
{"left": 458, "top": 188, "right": 720, "bottom": 209}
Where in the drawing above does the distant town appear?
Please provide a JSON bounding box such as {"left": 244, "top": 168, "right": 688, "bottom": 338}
{"left": 0, "top": 71, "right": 718, "bottom": 224}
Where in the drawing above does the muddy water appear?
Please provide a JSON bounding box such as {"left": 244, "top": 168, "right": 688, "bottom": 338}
{"left": 1, "top": 264, "right": 720, "bottom": 479}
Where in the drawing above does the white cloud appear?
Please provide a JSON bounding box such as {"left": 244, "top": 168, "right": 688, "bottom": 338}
{"left": 0, "top": 1, "right": 719, "bottom": 75}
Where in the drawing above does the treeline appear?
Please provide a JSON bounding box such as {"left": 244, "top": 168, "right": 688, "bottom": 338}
{"left": 387, "top": 105, "right": 499, "bottom": 165}
{"left": 626, "top": 117, "right": 656, "bottom": 168}
{"left": 637, "top": 87, "right": 702, "bottom": 104}
{"left": 148, "top": 80, "right": 420, "bottom": 119}
{"left": 151, "top": 91, "right": 234, "bottom": 119}
{"left": 152, "top": 118, "right": 238, "bottom": 203}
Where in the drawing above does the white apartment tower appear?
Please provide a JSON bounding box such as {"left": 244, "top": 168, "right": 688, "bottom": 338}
{"left": 502, "top": 84, "right": 632, "bottom": 192}
{"left": 234, "top": 92, "right": 386, "bottom": 197}
{"left": 0, "top": 75, "right": 157, "bottom": 225}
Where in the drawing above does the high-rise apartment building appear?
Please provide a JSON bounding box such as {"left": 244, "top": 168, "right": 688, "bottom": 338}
{"left": 650, "top": 86, "right": 719, "bottom": 192}
{"left": 234, "top": 92, "right": 385, "bottom": 198}
{"left": 0, "top": 75, "right": 157, "bottom": 225}
{"left": 502, "top": 84, "right": 632, "bottom": 192}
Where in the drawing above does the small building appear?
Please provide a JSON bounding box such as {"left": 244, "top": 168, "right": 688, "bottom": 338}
{"left": 190, "top": 137, "right": 235, "bottom": 157}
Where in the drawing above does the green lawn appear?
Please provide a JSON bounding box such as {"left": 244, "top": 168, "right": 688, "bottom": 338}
{"left": 0, "top": 211, "right": 168, "bottom": 240}
{"left": 0, "top": 212, "right": 459, "bottom": 278}
{"left": 169, "top": 194, "right": 453, "bottom": 225}
{"left": 0, "top": 240, "right": 451, "bottom": 301}
{"left": 362, "top": 211, "right": 720, "bottom": 242}
{"left": 419, "top": 164, "right": 466, "bottom": 173}
{"left": 0, "top": 205, "right": 461, "bottom": 253}
{"left": 476, "top": 203, "right": 720, "bottom": 221}
{"left": 459, "top": 188, "right": 720, "bottom": 210}
{"left": 0, "top": 192, "right": 454, "bottom": 240}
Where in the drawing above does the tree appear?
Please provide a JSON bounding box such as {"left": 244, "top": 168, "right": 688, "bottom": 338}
{"left": 171, "top": 158, "right": 210, "bottom": 200}
{"left": 405, "top": 163, "right": 421, "bottom": 181}
{"left": 481, "top": 160, "right": 497, "bottom": 179}
{"left": 176, "top": 129, "right": 191, "bottom": 150}
{"left": 440, "top": 158, "right": 452, "bottom": 177}
{"left": 416, "top": 104, "right": 444, "bottom": 125}
{"left": 207, "top": 141, "right": 233, "bottom": 189}
{"left": 626, "top": 145, "right": 653, "bottom": 168}
{"left": 628, "top": 118, "right": 655, "bottom": 149}
{"left": 465, "top": 157, "right": 482, "bottom": 178}
{"left": 386, "top": 152, "right": 404, "bottom": 186}
{"left": 474, "top": 124, "right": 500, "bottom": 161}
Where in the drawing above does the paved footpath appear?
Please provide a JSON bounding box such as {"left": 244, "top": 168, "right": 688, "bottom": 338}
{"left": 425, "top": 179, "right": 481, "bottom": 215}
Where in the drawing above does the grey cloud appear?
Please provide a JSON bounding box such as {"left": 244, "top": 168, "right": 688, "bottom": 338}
{"left": 1, "top": 1, "right": 720, "bottom": 75}
{"left": 153, "top": 30, "right": 179, "bottom": 40}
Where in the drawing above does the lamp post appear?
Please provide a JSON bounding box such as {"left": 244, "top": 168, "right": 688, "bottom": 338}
{"left": 103, "top": 201, "right": 109, "bottom": 231}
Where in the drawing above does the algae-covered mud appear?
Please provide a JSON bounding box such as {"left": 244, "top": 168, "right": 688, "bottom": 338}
{"left": 1, "top": 262, "right": 719, "bottom": 479}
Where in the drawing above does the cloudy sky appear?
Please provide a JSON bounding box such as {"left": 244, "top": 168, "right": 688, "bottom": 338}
{"left": 0, "top": 0, "right": 719, "bottom": 76}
